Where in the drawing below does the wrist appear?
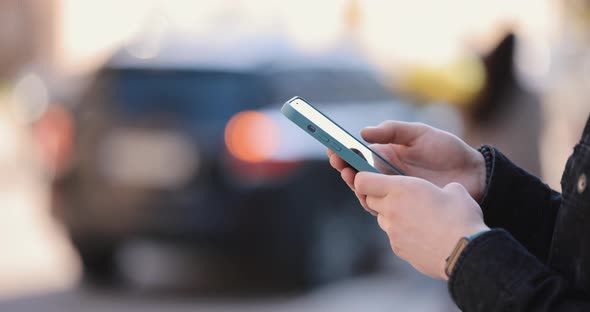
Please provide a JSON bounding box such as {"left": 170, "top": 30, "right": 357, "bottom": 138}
{"left": 467, "top": 148, "right": 487, "bottom": 202}
{"left": 462, "top": 224, "right": 491, "bottom": 239}
{"left": 475, "top": 145, "right": 494, "bottom": 203}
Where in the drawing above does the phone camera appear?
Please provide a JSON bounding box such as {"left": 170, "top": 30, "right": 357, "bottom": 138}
{"left": 307, "top": 125, "right": 317, "bottom": 133}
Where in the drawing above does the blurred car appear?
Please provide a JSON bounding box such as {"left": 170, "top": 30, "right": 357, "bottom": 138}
{"left": 53, "top": 42, "right": 420, "bottom": 291}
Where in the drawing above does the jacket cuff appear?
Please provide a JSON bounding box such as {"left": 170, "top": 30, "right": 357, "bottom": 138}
{"left": 478, "top": 146, "right": 544, "bottom": 214}
{"left": 476, "top": 145, "right": 494, "bottom": 205}
{"left": 448, "top": 229, "right": 548, "bottom": 311}
{"left": 476, "top": 146, "right": 558, "bottom": 262}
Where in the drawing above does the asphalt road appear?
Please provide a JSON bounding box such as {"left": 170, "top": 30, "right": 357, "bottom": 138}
{"left": 0, "top": 260, "right": 458, "bottom": 312}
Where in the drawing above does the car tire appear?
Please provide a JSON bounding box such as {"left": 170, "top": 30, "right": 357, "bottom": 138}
{"left": 72, "top": 238, "right": 120, "bottom": 286}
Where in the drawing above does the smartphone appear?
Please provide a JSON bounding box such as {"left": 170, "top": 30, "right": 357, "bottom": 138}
{"left": 281, "top": 96, "right": 405, "bottom": 175}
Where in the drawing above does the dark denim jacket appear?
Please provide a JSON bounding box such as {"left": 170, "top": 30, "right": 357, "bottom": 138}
{"left": 448, "top": 115, "right": 590, "bottom": 311}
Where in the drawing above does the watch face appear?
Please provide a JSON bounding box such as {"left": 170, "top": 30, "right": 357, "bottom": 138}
{"left": 445, "top": 237, "right": 470, "bottom": 277}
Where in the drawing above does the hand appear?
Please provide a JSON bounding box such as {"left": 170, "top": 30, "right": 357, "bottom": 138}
{"left": 328, "top": 121, "right": 487, "bottom": 209}
{"left": 354, "top": 172, "right": 489, "bottom": 280}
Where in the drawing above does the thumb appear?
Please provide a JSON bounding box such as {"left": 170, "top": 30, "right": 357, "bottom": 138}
{"left": 361, "top": 121, "right": 428, "bottom": 146}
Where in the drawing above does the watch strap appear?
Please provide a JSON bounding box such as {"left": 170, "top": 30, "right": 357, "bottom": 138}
{"left": 445, "top": 230, "right": 490, "bottom": 278}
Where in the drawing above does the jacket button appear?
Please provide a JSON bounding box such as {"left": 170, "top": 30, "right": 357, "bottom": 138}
{"left": 578, "top": 173, "right": 587, "bottom": 194}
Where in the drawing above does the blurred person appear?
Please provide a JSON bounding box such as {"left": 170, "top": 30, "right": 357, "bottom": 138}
{"left": 462, "top": 33, "right": 543, "bottom": 177}
{"left": 397, "top": 32, "right": 543, "bottom": 177}
{"left": 328, "top": 114, "right": 590, "bottom": 310}
{"left": 0, "top": 96, "right": 79, "bottom": 298}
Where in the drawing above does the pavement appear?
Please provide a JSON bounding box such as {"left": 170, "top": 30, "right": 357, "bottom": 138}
{"left": 0, "top": 261, "right": 458, "bottom": 312}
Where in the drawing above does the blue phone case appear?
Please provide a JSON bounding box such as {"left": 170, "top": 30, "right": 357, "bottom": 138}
{"left": 281, "top": 96, "right": 404, "bottom": 175}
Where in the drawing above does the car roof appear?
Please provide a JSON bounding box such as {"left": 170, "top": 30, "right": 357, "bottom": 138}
{"left": 107, "top": 34, "right": 376, "bottom": 73}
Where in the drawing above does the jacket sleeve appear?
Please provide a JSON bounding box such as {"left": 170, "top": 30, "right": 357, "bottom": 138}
{"left": 478, "top": 146, "right": 561, "bottom": 262}
{"left": 449, "top": 229, "right": 590, "bottom": 312}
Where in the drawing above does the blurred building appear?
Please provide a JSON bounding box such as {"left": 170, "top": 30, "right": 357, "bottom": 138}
{"left": 0, "top": 0, "right": 56, "bottom": 78}
{"left": 0, "top": 0, "right": 80, "bottom": 300}
{"left": 539, "top": 0, "right": 590, "bottom": 190}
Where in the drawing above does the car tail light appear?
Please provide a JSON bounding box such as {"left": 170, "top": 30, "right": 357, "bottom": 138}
{"left": 224, "top": 111, "right": 279, "bottom": 163}
{"left": 224, "top": 111, "right": 300, "bottom": 183}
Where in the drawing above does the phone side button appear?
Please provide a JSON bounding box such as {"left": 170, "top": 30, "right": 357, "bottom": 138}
{"left": 329, "top": 141, "right": 342, "bottom": 151}
{"left": 318, "top": 133, "right": 330, "bottom": 142}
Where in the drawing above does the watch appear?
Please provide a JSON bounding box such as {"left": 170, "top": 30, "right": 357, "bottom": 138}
{"left": 444, "top": 230, "right": 489, "bottom": 277}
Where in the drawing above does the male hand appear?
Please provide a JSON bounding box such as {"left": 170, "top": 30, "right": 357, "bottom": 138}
{"left": 328, "top": 121, "right": 486, "bottom": 214}
{"left": 354, "top": 172, "right": 489, "bottom": 280}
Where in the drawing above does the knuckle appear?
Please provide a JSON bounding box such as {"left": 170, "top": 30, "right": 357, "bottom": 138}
{"left": 390, "top": 242, "right": 403, "bottom": 257}
{"left": 376, "top": 214, "right": 388, "bottom": 229}
{"left": 357, "top": 194, "right": 366, "bottom": 206}
{"left": 412, "top": 122, "right": 431, "bottom": 136}
{"left": 368, "top": 143, "right": 385, "bottom": 153}
{"left": 340, "top": 170, "right": 349, "bottom": 181}
{"left": 353, "top": 177, "right": 361, "bottom": 191}
{"left": 448, "top": 181, "right": 462, "bottom": 187}
{"left": 380, "top": 120, "right": 396, "bottom": 127}
{"left": 354, "top": 172, "right": 366, "bottom": 190}
{"left": 365, "top": 196, "right": 374, "bottom": 208}
{"left": 410, "top": 121, "right": 429, "bottom": 131}
{"left": 444, "top": 182, "right": 465, "bottom": 193}
{"left": 383, "top": 201, "right": 398, "bottom": 217}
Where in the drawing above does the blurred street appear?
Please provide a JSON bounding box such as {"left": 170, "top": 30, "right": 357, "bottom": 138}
{"left": 1, "top": 262, "right": 456, "bottom": 312}
{"left": 1, "top": 1, "right": 589, "bottom": 311}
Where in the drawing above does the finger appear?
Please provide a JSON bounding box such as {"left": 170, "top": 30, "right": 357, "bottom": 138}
{"left": 365, "top": 195, "right": 384, "bottom": 215}
{"left": 355, "top": 172, "right": 420, "bottom": 197}
{"left": 376, "top": 213, "right": 391, "bottom": 232}
{"left": 341, "top": 167, "right": 357, "bottom": 190}
{"left": 355, "top": 193, "right": 376, "bottom": 215}
{"left": 354, "top": 172, "right": 395, "bottom": 197}
{"left": 327, "top": 148, "right": 334, "bottom": 157}
{"left": 364, "top": 207, "right": 378, "bottom": 216}
{"left": 367, "top": 143, "right": 404, "bottom": 162}
{"left": 329, "top": 153, "right": 350, "bottom": 172}
{"left": 367, "top": 143, "right": 389, "bottom": 155}
{"left": 361, "top": 121, "right": 428, "bottom": 146}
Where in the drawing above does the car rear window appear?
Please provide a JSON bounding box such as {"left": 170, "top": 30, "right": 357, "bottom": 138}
{"left": 265, "top": 69, "right": 394, "bottom": 104}
{"left": 99, "top": 69, "right": 269, "bottom": 122}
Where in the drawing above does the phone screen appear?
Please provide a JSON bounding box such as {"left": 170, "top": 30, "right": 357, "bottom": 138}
{"left": 290, "top": 98, "right": 404, "bottom": 175}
